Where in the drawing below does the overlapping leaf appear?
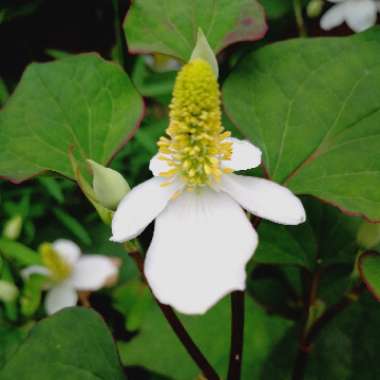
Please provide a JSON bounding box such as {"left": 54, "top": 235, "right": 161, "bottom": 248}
{"left": 124, "top": 0, "right": 267, "bottom": 61}
{"left": 254, "top": 197, "right": 361, "bottom": 268}
{"left": 223, "top": 28, "right": 380, "bottom": 221}
{"left": 0, "top": 54, "right": 144, "bottom": 182}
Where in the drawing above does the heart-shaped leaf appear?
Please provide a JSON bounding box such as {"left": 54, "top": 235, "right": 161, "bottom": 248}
{"left": 124, "top": 0, "right": 267, "bottom": 61}
{"left": 0, "top": 54, "right": 144, "bottom": 182}
{"left": 0, "top": 307, "right": 125, "bottom": 380}
{"left": 223, "top": 28, "right": 380, "bottom": 221}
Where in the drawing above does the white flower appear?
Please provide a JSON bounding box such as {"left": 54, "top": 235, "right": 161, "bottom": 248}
{"left": 22, "top": 239, "right": 118, "bottom": 315}
{"left": 320, "top": 0, "right": 379, "bottom": 32}
{"left": 111, "top": 31, "right": 306, "bottom": 315}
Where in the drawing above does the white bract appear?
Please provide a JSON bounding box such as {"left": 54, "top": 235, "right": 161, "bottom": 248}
{"left": 320, "top": 0, "right": 380, "bottom": 32}
{"left": 22, "top": 239, "right": 118, "bottom": 315}
{"left": 111, "top": 32, "right": 306, "bottom": 315}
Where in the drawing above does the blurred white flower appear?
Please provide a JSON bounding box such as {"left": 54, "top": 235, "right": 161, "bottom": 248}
{"left": 111, "top": 30, "right": 306, "bottom": 315}
{"left": 320, "top": 0, "right": 379, "bottom": 32}
{"left": 22, "top": 239, "right": 119, "bottom": 315}
{"left": 143, "top": 53, "right": 181, "bottom": 72}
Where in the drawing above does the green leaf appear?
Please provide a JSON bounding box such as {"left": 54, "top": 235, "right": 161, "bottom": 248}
{"left": 223, "top": 28, "right": 380, "bottom": 221}
{"left": 260, "top": 0, "right": 293, "bottom": 19}
{"left": 0, "top": 238, "right": 41, "bottom": 266}
{"left": 0, "top": 322, "right": 32, "bottom": 369}
{"left": 261, "top": 295, "right": 380, "bottom": 379}
{"left": 0, "top": 307, "right": 125, "bottom": 380}
{"left": 132, "top": 57, "right": 176, "bottom": 100}
{"left": 0, "top": 54, "right": 143, "bottom": 182}
{"left": 124, "top": 0, "right": 267, "bottom": 61}
{"left": 359, "top": 251, "right": 380, "bottom": 301}
{"left": 119, "top": 296, "right": 291, "bottom": 380}
{"left": 254, "top": 197, "right": 361, "bottom": 268}
{"left": 254, "top": 221, "right": 315, "bottom": 269}
{"left": 113, "top": 279, "right": 153, "bottom": 331}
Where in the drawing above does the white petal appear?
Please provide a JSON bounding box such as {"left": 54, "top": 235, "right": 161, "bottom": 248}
{"left": 21, "top": 265, "right": 50, "bottom": 279}
{"left": 344, "top": 0, "right": 377, "bottom": 32}
{"left": 144, "top": 189, "right": 258, "bottom": 315}
{"left": 44, "top": 283, "right": 78, "bottom": 315}
{"left": 52, "top": 239, "right": 81, "bottom": 265}
{"left": 223, "top": 137, "right": 262, "bottom": 171}
{"left": 149, "top": 153, "right": 171, "bottom": 176}
{"left": 320, "top": 3, "right": 346, "bottom": 30}
{"left": 220, "top": 174, "right": 306, "bottom": 225}
{"left": 111, "top": 177, "right": 180, "bottom": 242}
{"left": 71, "top": 255, "right": 118, "bottom": 291}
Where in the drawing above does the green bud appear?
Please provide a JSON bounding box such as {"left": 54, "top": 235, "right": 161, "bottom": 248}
{"left": 87, "top": 160, "right": 130, "bottom": 210}
{"left": 2, "top": 215, "right": 22, "bottom": 240}
{"left": 190, "top": 28, "right": 218, "bottom": 78}
{"left": 357, "top": 221, "right": 380, "bottom": 249}
{"left": 0, "top": 280, "right": 19, "bottom": 302}
{"left": 307, "top": 0, "right": 324, "bottom": 18}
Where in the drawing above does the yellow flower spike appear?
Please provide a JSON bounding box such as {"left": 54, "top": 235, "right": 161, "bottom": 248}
{"left": 157, "top": 58, "right": 232, "bottom": 189}
{"left": 40, "top": 243, "right": 72, "bottom": 282}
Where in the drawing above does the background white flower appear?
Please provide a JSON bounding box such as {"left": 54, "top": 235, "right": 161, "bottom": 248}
{"left": 320, "top": 0, "right": 379, "bottom": 32}
{"left": 22, "top": 239, "right": 118, "bottom": 315}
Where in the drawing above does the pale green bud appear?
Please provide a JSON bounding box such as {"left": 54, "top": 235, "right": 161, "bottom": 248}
{"left": 87, "top": 160, "right": 130, "bottom": 210}
{"left": 0, "top": 280, "right": 19, "bottom": 302}
{"left": 307, "top": 0, "right": 324, "bottom": 18}
{"left": 357, "top": 221, "right": 380, "bottom": 249}
{"left": 2, "top": 215, "right": 22, "bottom": 240}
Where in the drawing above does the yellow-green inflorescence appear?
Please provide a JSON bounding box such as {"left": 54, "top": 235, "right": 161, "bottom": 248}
{"left": 40, "top": 243, "right": 72, "bottom": 282}
{"left": 157, "top": 58, "right": 233, "bottom": 190}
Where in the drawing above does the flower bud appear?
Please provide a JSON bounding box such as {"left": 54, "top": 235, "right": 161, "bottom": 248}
{"left": 0, "top": 280, "right": 19, "bottom": 302}
{"left": 307, "top": 0, "right": 324, "bottom": 18}
{"left": 190, "top": 28, "right": 218, "bottom": 78}
{"left": 2, "top": 215, "right": 22, "bottom": 240}
{"left": 357, "top": 221, "right": 380, "bottom": 249}
{"left": 87, "top": 160, "right": 130, "bottom": 210}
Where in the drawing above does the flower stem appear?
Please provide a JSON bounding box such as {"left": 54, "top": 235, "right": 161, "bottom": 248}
{"left": 128, "top": 250, "right": 220, "bottom": 380}
{"left": 293, "top": 0, "right": 307, "bottom": 37}
{"left": 227, "top": 291, "right": 245, "bottom": 380}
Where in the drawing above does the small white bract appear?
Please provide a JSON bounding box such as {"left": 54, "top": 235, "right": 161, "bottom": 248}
{"left": 111, "top": 32, "right": 306, "bottom": 315}
{"left": 320, "top": 0, "right": 380, "bottom": 32}
{"left": 22, "top": 239, "right": 118, "bottom": 315}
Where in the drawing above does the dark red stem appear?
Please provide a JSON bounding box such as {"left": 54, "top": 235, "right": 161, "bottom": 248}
{"left": 227, "top": 291, "right": 245, "bottom": 380}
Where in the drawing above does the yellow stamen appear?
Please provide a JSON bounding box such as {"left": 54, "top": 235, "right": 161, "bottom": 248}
{"left": 40, "top": 243, "right": 72, "bottom": 282}
{"left": 157, "top": 58, "right": 233, "bottom": 190}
